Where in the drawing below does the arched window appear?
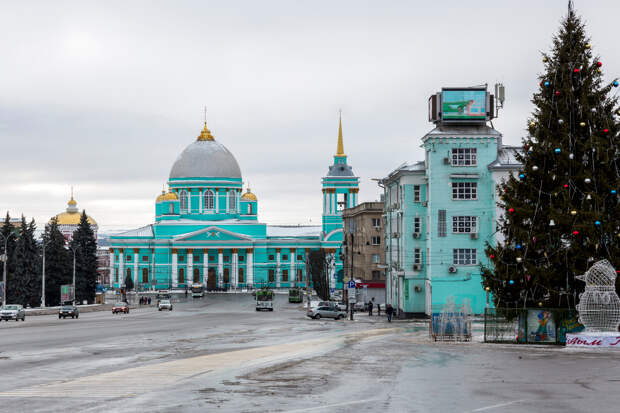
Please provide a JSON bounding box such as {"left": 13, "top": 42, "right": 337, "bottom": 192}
{"left": 126, "top": 268, "right": 131, "bottom": 283}
{"left": 204, "top": 190, "right": 214, "bottom": 211}
{"left": 142, "top": 268, "right": 148, "bottom": 283}
{"left": 180, "top": 190, "right": 188, "bottom": 212}
{"left": 193, "top": 268, "right": 200, "bottom": 283}
{"left": 168, "top": 203, "right": 174, "bottom": 214}
{"left": 248, "top": 203, "right": 253, "bottom": 215}
{"left": 282, "top": 269, "right": 289, "bottom": 282}
{"left": 224, "top": 268, "right": 230, "bottom": 284}
{"left": 179, "top": 268, "right": 185, "bottom": 284}
{"left": 238, "top": 268, "right": 245, "bottom": 283}
{"left": 228, "top": 191, "right": 236, "bottom": 212}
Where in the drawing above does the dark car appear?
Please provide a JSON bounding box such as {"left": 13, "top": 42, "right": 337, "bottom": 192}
{"left": 112, "top": 302, "right": 129, "bottom": 314}
{"left": 59, "top": 305, "right": 79, "bottom": 319}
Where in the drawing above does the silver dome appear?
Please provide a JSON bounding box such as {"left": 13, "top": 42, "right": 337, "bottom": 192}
{"left": 169, "top": 140, "right": 242, "bottom": 179}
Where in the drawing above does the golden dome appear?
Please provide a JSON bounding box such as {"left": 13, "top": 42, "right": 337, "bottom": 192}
{"left": 241, "top": 188, "right": 257, "bottom": 201}
{"left": 156, "top": 191, "right": 179, "bottom": 202}
{"left": 54, "top": 211, "right": 97, "bottom": 226}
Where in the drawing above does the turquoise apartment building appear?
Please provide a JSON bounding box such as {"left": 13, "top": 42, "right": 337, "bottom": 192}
{"left": 381, "top": 86, "right": 521, "bottom": 315}
{"left": 109, "top": 116, "right": 358, "bottom": 291}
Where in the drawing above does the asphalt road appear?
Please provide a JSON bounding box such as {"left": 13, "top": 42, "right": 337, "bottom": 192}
{"left": 0, "top": 294, "right": 619, "bottom": 412}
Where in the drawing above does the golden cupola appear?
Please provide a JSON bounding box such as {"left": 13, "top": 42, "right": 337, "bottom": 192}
{"left": 52, "top": 195, "right": 97, "bottom": 226}
{"left": 156, "top": 190, "right": 179, "bottom": 202}
{"left": 241, "top": 187, "right": 257, "bottom": 201}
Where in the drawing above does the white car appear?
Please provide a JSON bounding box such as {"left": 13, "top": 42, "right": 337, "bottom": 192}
{"left": 158, "top": 299, "right": 173, "bottom": 311}
{"left": 1, "top": 305, "right": 25, "bottom": 321}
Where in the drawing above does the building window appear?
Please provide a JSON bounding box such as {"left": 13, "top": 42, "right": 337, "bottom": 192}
{"left": 452, "top": 182, "right": 477, "bottom": 200}
{"left": 453, "top": 248, "right": 477, "bottom": 265}
{"left": 413, "top": 185, "right": 421, "bottom": 202}
{"left": 223, "top": 268, "right": 229, "bottom": 284}
{"left": 282, "top": 269, "right": 289, "bottom": 282}
{"left": 452, "top": 148, "right": 477, "bottom": 166}
{"left": 268, "top": 269, "right": 275, "bottom": 282}
{"left": 228, "top": 191, "right": 236, "bottom": 212}
{"left": 453, "top": 216, "right": 478, "bottom": 233}
{"left": 282, "top": 254, "right": 288, "bottom": 261}
{"left": 297, "top": 254, "right": 303, "bottom": 261}
{"left": 178, "top": 256, "right": 185, "bottom": 262}
{"left": 209, "top": 256, "right": 215, "bottom": 262}
{"left": 438, "top": 210, "right": 447, "bottom": 237}
{"left": 248, "top": 203, "right": 253, "bottom": 215}
{"left": 371, "top": 236, "right": 381, "bottom": 245}
{"left": 372, "top": 270, "right": 380, "bottom": 280}
{"left": 126, "top": 268, "right": 131, "bottom": 281}
{"left": 126, "top": 255, "right": 132, "bottom": 262}
{"left": 372, "top": 254, "right": 380, "bottom": 264}
{"left": 204, "top": 190, "right": 215, "bottom": 210}
{"left": 223, "top": 256, "right": 230, "bottom": 262}
{"left": 115, "top": 268, "right": 118, "bottom": 282}
{"left": 414, "top": 248, "right": 421, "bottom": 265}
{"left": 180, "top": 190, "right": 188, "bottom": 212}
{"left": 178, "top": 268, "right": 185, "bottom": 284}
{"left": 372, "top": 218, "right": 381, "bottom": 228}
{"left": 414, "top": 217, "right": 421, "bottom": 234}
{"left": 193, "top": 268, "right": 200, "bottom": 283}
{"left": 168, "top": 203, "right": 174, "bottom": 214}
{"left": 296, "top": 269, "right": 302, "bottom": 281}
{"left": 268, "top": 255, "right": 274, "bottom": 261}
{"left": 142, "top": 256, "right": 149, "bottom": 262}
{"left": 142, "top": 268, "right": 149, "bottom": 283}
{"left": 238, "top": 268, "right": 244, "bottom": 283}
{"left": 193, "top": 255, "right": 200, "bottom": 262}
{"left": 239, "top": 255, "right": 245, "bottom": 262}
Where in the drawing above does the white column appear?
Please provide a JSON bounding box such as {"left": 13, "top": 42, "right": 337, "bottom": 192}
{"left": 109, "top": 249, "right": 115, "bottom": 287}
{"left": 218, "top": 249, "right": 223, "bottom": 288}
{"left": 203, "top": 249, "right": 208, "bottom": 287}
{"left": 247, "top": 249, "right": 254, "bottom": 287}
{"left": 187, "top": 249, "right": 193, "bottom": 288}
{"left": 199, "top": 189, "right": 203, "bottom": 213}
{"left": 276, "top": 249, "right": 281, "bottom": 288}
{"left": 232, "top": 249, "right": 238, "bottom": 288}
{"left": 172, "top": 249, "right": 178, "bottom": 288}
{"left": 215, "top": 189, "right": 220, "bottom": 213}
{"left": 119, "top": 250, "right": 124, "bottom": 288}
{"left": 329, "top": 191, "right": 333, "bottom": 214}
{"left": 290, "top": 249, "right": 296, "bottom": 287}
{"left": 133, "top": 249, "right": 139, "bottom": 287}
{"left": 236, "top": 190, "right": 240, "bottom": 214}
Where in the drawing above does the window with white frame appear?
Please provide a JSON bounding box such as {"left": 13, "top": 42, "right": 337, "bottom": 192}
{"left": 371, "top": 218, "right": 381, "bottom": 228}
{"left": 204, "top": 190, "right": 214, "bottom": 210}
{"left": 413, "top": 185, "right": 421, "bottom": 202}
{"left": 414, "top": 248, "right": 421, "bottom": 264}
{"left": 372, "top": 254, "right": 380, "bottom": 264}
{"left": 452, "top": 148, "right": 477, "bottom": 166}
{"left": 452, "top": 216, "right": 478, "bottom": 233}
{"left": 371, "top": 236, "right": 381, "bottom": 245}
{"left": 414, "top": 217, "right": 421, "bottom": 234}
{"left": 179, "top": 190, "right": 188, "bottom": 212}
{"left": 452, "top": 182, "right": 477, "bottom": 200}
{"left": 453, "top": 248, "right": 477, "bottom": 265}
{"left": 438, "top": 210, "right": 447, "bottom": 237}
{"left": 228, "top": 191, "right": 236, "bottom": 212}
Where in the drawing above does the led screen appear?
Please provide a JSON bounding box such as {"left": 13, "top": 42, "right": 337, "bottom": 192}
{"left": 442, "top": 90, "right": 486, "bottom": 120}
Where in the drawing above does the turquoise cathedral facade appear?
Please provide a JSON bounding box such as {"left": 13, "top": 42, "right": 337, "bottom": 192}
{"left": 109, "top": 117, "right": 358, "bottom": 291}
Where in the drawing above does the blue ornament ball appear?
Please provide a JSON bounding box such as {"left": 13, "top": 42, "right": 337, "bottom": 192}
{"left": 614, "top": 80, "right": 619, "bottom": 87}
{"left": 519, "top": 173, "right": 525, "bottom": 179}
{"left": 544, "top": 81, "right": 550, "bottom": 87}
{"left": 595, "top": 220, "right": 601, "bottom": 226}
{"left": 554, "top": 148, "right": 561, "bottom": 154}
{"left": 612, "top": 189, "right": 617, "bottom": 194}
{"left": 516, "top": 244, "right": 522, "bottom": 249}
{"left": 509, "top": 280, "right": 515, "bottom": 285}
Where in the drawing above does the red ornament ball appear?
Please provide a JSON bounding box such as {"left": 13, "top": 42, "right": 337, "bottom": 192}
{"left": 490, "top": 254, "right": 495, "bottom": 259}
{"left": 563, "top": 184, "right": 569, "bottom": 188}
{"left": 603, "top": 129, "right": 609, "bottom": 133}
{"left": 597, "top": 61, "right": 603, "bottom": 67}
{"left": 555, "top": 91, "right": 561, "bottom": 96}
{"left": 508, "top": 208, "right": 515, "bottom": 214}
{"left": 573, "top": 230, "right": 579, "bottom": 235}
{"left": 573, "top": 68, "right": 580, "bottom": 73}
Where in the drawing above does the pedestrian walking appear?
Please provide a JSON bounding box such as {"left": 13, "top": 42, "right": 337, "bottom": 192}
{"left": 377, "top": 303, "right": 381, "bottom": 316}
{"left": 386, "top": 304, "right": 393, "bottom": 322}
{"left": 368, "top": 300, "right": 373, "bottom": 316}
{"left": 148, "top": 297, "right": 151, "bottom": 305}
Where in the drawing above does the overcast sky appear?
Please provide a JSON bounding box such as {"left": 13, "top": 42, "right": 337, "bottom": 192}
{"left": 1, "top": 0, "right": 618, "bottom": 233}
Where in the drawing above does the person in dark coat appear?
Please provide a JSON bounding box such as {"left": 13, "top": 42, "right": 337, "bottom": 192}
{"left": 368, "top": 300, "right": 373, "bottom": 316}
{"left": 386, "top": 304, "right": 393, "bottom": 322}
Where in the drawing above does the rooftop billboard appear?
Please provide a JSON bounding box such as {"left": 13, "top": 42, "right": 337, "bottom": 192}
{"left": 442, "top": 89, "right": 487, "bottom": 121}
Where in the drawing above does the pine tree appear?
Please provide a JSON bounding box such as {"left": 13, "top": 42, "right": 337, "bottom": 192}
{"left": 309, "top": 250, "right": 332, "bottom": 301}
{"left": 43, "top": 218, "right": 72, "bottom": 307}
{"left": 70, "top": 211, "right": 98, "bottom": 304}
{"left": 125, "top": 272, "right": 134, "bottom": 291}
{"left": 10, "top": 216, "right": 40, "bottom": 307}
{"left": 482, "top": 2, "right": 619, "bottom": 309}
{"left": 1, "top": 212, "right": 17, "bottom": 303}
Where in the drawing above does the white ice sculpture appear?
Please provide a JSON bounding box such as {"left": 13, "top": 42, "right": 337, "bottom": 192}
{"left": 575, "top": 260, "right": 620, "bottom": 332}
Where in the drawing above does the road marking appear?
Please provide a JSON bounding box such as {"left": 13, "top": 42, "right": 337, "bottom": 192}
{"left": 469, "top": 399, "right": 527, "bottom": 412}
{"left": 281, "top": 398, "right": 381, "bottom": 412}
{"left": 0, "top": 328, "right": 398, "bottom": 399}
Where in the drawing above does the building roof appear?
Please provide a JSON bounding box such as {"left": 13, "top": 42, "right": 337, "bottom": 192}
{"left": 423, "top": 124, "right": 502, "bottom": 137}
{"left": 266, "top": 225, "right": 321, "bottom": 238}
{"left": 342, "top": 202, "right": 384, "bottom": 217}
{"left": 327, "top": 163, "right": 355, "bottom": 177}
{"left": 169, "top": 121, "right": 242, "bottom": 180}
{"left": 488, "top": 145, "right": 522, "bottom": 170}
{"left": 113, "top": 225, "right": 154, "bottom": 237}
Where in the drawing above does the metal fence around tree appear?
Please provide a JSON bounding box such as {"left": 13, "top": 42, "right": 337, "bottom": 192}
{"left": 484, "top": 308, "right": 584, "bottom": 345}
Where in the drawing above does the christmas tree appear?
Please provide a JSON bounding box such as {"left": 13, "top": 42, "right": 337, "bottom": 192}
{"left": 482, "top": 2, "right": 619, "bottom": 309}
{"left": 42, "top": 218, "right": 72, "bottom": 307}
{"left": 69, "top": 211, "right": 98, "bottom": 304}
{"left": 10, "top": 216, "right": 40, "bottom": 307}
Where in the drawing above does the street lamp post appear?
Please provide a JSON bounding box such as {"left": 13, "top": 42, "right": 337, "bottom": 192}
{"left": 42, "top": 241, "right": 46, "bottom": 308}
{"left": 1, "top": 232, "right": 16, "bottom": 307}
{"left": 68, "top": 245, "right": 80, "bottom": 306}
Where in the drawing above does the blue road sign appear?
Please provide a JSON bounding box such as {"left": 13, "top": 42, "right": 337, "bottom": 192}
{"left": 330, "top": 288, "right": 335, "bottom": 293}
{"left": 347, "top": 280, "right": 356, "bottom": 289}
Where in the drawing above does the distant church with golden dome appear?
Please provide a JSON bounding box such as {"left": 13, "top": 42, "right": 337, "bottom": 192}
{"left": 52, "top": 192, "right": 98, "bottom": 242}
{"left": 109, "top": 115, "right": 359, "bottom": 291}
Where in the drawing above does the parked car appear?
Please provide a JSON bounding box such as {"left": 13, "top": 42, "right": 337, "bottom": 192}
{"left": 353, "top": 301, "right": 368, "bottom": 312}
{"left": 59, "top": 305, "right": 79, "bottom": 319}
{"left": 307, "top": 306, "right": 346, "bottom": 320}
{"left": 1, "top": 304, "right": 25, "bottom": 321}
{"left": 158, "top": 299, "right": 173, "bottom": 311}
{"left": 112, "top": 302, "right": 129, "bottom": 314}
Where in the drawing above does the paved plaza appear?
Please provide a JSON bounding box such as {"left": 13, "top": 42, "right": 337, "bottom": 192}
{"left": 0, "top": 294, "right": 618, "bottom": 412}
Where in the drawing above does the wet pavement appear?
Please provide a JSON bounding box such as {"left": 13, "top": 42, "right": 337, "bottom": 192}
{"left": 0, "top": 294, "right": 618, "bottom": 412}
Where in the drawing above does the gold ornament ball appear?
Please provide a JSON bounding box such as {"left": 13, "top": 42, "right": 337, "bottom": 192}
{"left": 485, "top": 287, "right": 490, "bottom": 292}
{"left": 542, "top": 56, "right": 548, "bottom": 62}
{"left": 597, "top": 68, "right": 602, "bottom": 73}
{"left": 538, "top": 302, "right": 543, "bottom": 307}
{"left": 516, "top": 257, "right": 523, "bottom": 263}
{"left": 570, "top": 210, "right": 577, "bottom": 216}
{"left": 579, "top": 122, "right": 586, "bottom": 127}
{"left": 529, "top": 121, "right": 536, "bottom": 127}
{"left": 585, "top": 43, "right": 591, "bottom": 49}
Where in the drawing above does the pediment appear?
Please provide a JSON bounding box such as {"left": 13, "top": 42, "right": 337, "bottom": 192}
{"left": 173, "top": 226, "right": 253, "bottom": 242}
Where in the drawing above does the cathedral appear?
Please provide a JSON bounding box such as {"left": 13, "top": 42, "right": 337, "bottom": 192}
{"left": 109, "top": 116, "right": 358, "bottom": 291}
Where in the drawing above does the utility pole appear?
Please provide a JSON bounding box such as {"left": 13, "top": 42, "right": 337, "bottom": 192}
{"left": 1, "top": 232, "right": 15, "bottom": 307}
{"left": 41, "top": 241, "right": 46, "bottom": 307}
{"left": 305, "top": 249, "right": 310, "bottom": 313}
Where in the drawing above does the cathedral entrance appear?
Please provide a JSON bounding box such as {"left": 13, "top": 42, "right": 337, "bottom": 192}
{"left": 193, "top": 268, "right": 200, "bottom": 284}
{"left": 223, "top": 268, "right": 230, "bottom": 285}
{"left": 207, "top": 268, "right": 216, "bottom": 290}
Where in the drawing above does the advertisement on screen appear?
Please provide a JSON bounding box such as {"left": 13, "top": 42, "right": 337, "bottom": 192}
{"left": 442, "top": 89, "right": 487, "bottom": 120}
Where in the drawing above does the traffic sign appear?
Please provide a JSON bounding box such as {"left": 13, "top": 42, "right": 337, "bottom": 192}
{"left": 347, "top": 280, "right": 356, "bottom": 289}
{"left": 330, "top": 288, "right": 335, "bottom": 293}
